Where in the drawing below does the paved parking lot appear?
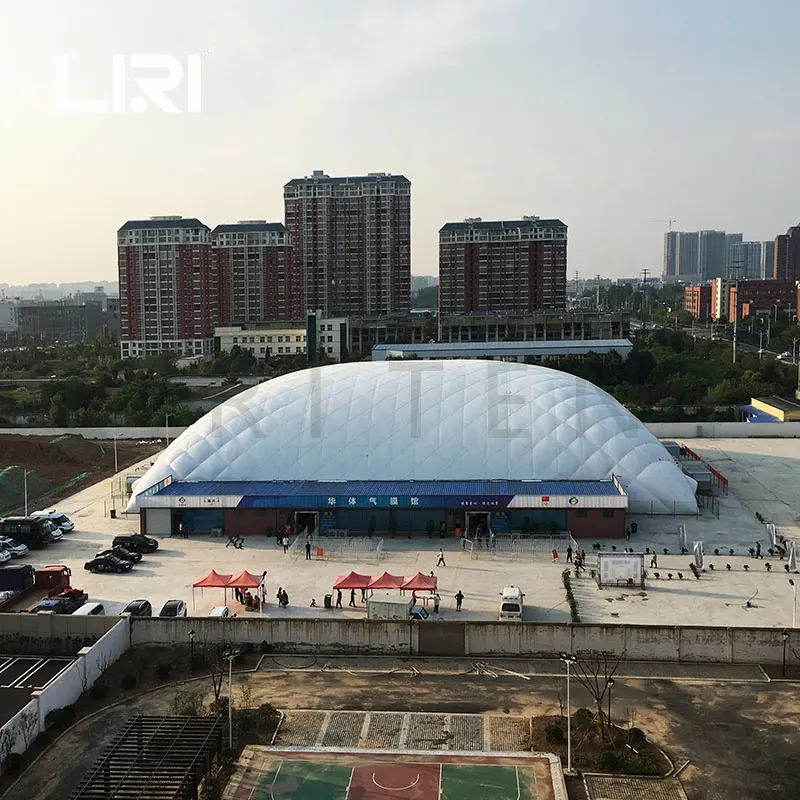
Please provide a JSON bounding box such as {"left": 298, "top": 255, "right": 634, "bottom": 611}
{"left": 0, "top": 656, "right": 75, "bottom": 727}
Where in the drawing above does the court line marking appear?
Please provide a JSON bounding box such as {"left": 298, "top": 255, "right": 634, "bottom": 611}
{"left": 345, "top": 766, "right": 354, "bottom": 800}
{"left": 438, "top": 763, "right": 442, "bottom": 800}
{"left": 371, "top": 772, "right": 420, "bottom": 791}
{"left": 268, "top": 759, "right": 282, "bottom": 800}
{"left": 515, "top": 766, "right": 521, "bottom": 800}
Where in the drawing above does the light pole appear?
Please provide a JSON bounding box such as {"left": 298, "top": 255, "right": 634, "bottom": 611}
{"left": 782, "top": 630, "right": 789, "bottom": 677}
{"left": 559, "top": 652, "right": 577, "bottom": 773}
{"left": 792, "top": 338, "right": 799, "bottom": 366}
{"left": 188, "top": 629, "right": 196, "bottom": 675}
{"left": 23, "top": 469, "right": 33, "bottom": 516}
{"left": 165, "top": 412, "right": 172, "bottom": 447}
{"left": 113, "top": 434, "right": 118, "bottom": 474}
{"left": 790, "top": 579, "right": 797, "bottom": 629}
{"left": 607, "top": 678, "right": 615, "bottom": 729}
{"left": 757, "top": 329, "right": 765, "bottom": 359}
{"left": 222, "top": 648, "right": 240, "bottom": 748}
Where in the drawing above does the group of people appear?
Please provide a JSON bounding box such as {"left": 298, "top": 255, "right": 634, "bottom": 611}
{"left": 276, "top": 587, "right": 289, "bottom": 607}
{"left": 473, "top": 526, "right": 496, "bottom": 549}
{"left": 232, "top": 586, "right": 258, "bottom": 610}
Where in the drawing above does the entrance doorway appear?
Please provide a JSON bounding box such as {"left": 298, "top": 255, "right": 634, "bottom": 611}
{"left": 295, "top": 511, "right": 318, "bottom": 536}
{"left": 465, "top": 512, "right": 490, "bottom": 538}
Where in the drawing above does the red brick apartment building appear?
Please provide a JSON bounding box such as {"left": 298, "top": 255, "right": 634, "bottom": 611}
{"left": 212, "top": 222, "right": 298, "bottom": 324}
{"left": 438, "top": 217, "right": 567, "bottom": 315}
{"left": 728, "top": 280, "right": 797, "bottom": 321}
{"left": 284, "top": 171, "right": 411, "bottom": 316}
{"left": 118, "top": 217, "right": 215, "bottom": 359}
{"left": 683, "top": 285, "right": 711, "bottom": 320}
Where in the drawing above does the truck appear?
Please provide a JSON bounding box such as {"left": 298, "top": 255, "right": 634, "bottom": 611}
{"left": 33, "top": 587, "right": 88, "bottom": 614}
{"left": 366, "top": 593, "right": 430, "bottom": 621}
{"left": 0, "top": 565, "right": 73, "bottom": 612}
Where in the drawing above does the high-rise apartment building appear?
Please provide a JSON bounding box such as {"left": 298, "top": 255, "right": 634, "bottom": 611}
{"left": 283, "top": 171, "right": 411, "bottom": 316}
{"left": 729, "top": 241, "right": 762, "bottom": 279}
{"left": 438, "top": 217, "right": 567, "bottom": 315}
{"left": 676, "top": 232, "right": 700, "bottom": 280}
{"left": 760, "top": 241, "right": 776, "bottom": 279}
{"left": 698, "top": 230, "right": 729, "bottom": 280}
{"left": 663, "top": 231, "right": 678, "bottom": 279}
{"left": 774, "top": 224, "right": 800, "bottom": 282}
{"left": 212, "top": 221, "right": 296, "bottom": 324}
{"left": 118, "top": 216, "right": 214, "bottom": 359}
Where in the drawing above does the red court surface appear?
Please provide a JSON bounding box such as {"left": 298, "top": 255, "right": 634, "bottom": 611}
{"left": 224, "top": 748, "right": 564, "bottom": 800}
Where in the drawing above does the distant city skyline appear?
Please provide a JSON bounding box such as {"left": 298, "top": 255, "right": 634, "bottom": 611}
{"left": 2, "top": 1, "right": 800, "bottom": 283}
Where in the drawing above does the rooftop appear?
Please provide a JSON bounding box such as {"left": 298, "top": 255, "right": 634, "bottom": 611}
{"left": 118, "top": 218, "right": 209, "bottom": 232}
{"left": 372, "top": 339, "right": 633, "bottom": 357}
{"left": 285, "top": 173, "right": 410, "bottom": 187}
{"left": 440, "top": 218, "right": 566, "bottom": 232}
{"left": 211, "top": 222, "right": 287, "bottom": 234}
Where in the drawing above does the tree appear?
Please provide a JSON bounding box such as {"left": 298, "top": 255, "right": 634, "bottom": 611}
{"left": 569, "top": 651, "right": 622, "bottom": 739}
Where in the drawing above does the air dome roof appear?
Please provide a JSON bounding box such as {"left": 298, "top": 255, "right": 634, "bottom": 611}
{"left": 129, "top": 360, "right": 697, "bottom": 514}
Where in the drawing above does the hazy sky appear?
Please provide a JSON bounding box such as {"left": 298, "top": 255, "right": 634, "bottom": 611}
{"left": 1, "top": 0, "right": 799, "bottom": 283}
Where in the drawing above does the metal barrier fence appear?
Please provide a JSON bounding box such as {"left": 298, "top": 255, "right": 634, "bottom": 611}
{"left": 464, "top": 532, "right": 578, "bottom": 560}
{"left": 315, "top": 537, "right": 385, "bottom": 563}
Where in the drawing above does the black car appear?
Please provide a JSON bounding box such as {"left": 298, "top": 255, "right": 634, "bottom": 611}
{"left": 112, "top": 534, "right": 159, "bottom": 554}
{"left": 120, "top": 599, "right": 152, "bottom": 617}
{"left": 96, "top": 546, "right": 142, "bottom": 563}
{"left": 84, "top": 554, "right": 134, "bottom": 574}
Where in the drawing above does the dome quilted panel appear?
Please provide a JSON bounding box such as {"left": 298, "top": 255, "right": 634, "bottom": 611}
{"left": 129, "top": 361, "right": 697, "bottom": 514}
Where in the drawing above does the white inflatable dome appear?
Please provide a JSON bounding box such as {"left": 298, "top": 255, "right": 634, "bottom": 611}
{"left": 129, "top": 360, "right": 697, "bottom": 514}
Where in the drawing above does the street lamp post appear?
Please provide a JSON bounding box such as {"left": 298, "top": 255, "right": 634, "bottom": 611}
{"left": 188, "top": 629, "right": 196, "bottom": 675}
{"left": 782, "top": 630, "right": 789, "bottom": 677}
{"left": 792, "top": 337, "right": 799, "bottom": 366}
{"left": 222, "top": 649, "right": 240, "bottom": 748}
{"left": 165, "top": 412, "right": 171, "bottom": 447}
{"left": 23, "top": 469, "right": 32, "bottom": 517}
{"left": 758, "top": 330, "right": 765, "bottom": 359}
{"left": 607, "top": 678, "right": 615, "bottom": 729}
{"left": 113, "top": 434, "right": 118, "bottom": 474}
{"left": 559, "top": 652, "right": 577, "bottom": 773}
{"left": 789, "top": 579, "right": 797, "bottom": 629}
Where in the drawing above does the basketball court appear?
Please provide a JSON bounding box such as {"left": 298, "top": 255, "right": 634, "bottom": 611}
{"left": 224, "top": 748, "right": 564, "bottom": 800}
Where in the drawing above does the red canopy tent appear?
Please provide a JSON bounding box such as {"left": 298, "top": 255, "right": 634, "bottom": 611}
{"left": 401, "top": 572, "right": 437, "bottom": 592}
{"left": 228, "top": 570, "right": 261, "bottom": 588}
{"left": 333, "top": 572, "right": 373, "bottom": 590}
{"left": 192, "top": 570, "right": 232, "bottom": 608}
{"left": 368, "top": 572, "right": 405, "bottom": 590}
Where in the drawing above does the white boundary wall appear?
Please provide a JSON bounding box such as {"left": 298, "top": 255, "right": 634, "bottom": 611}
{"left": 0, "top": 423, "right": 798, "bottom": 440}
{"left": 0, "top": 617, "right": 130, "bottom": 767}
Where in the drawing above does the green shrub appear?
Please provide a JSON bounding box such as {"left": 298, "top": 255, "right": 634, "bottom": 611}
{"left": 619, "top": 754, "right": 659, "bottom": 776}
{"left": 3, "top": 752, "right": 23, "bottom": 774}
{"left": 155, "top": 662, "right": 172, "bottom": 680}
{"left": 120, "top": 673, "right": 137, "bottom": 691}
{"left": 545, "top": 724, "right": 565, "bottom": 745}
{"left": 572, "top": 708, "right": 594, "bottom": 728}
{"left": 209, "top": 696, "right": 229, "bottom": 716}
{"left": 89, "top": 682, "right": 108, "bottom": 701}
{"left": 170, "top": 690, "right": 205, "bottom": 716}
{"left": 628, "top": 726, "right": 647, "bottom": 746}
{"left": 34, "top": 731, "right": 51, "bottom": 748}
{"left": 241, "top": 641, "right": 254, "bottom": 655}
{"left": 61, "top": 704, "right": 77, "bottom": 725}
{"left": 45, "top": 708, "right": 65, "bottom": 729}
{"left": 259, "top": 640, "right": 270, "bottom": 654}
{"left": 599, "top": 749, "right": 622, "bottom": 771}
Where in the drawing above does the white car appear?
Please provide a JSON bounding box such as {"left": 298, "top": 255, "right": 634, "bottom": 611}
{"left": 208, "top": 605, "right": 231, "bottom": 617}
{"left": 0, "top": 549, "right": 10, "bottom": 564}
{"left": 778, "top": 351, "right": 792, "bottom": 361}
{"left": 0, "top": 537, "right": 29, "bottom": 558}
{"left": 31, "top": 510, "right": 75, "bottom": 532}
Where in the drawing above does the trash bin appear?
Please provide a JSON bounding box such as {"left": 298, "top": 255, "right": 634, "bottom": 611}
{"left": 324, "top": 594, "right": 332, "bottom": 609}
{"left": 110, "top": 509, "right": 117, "bottom": 519}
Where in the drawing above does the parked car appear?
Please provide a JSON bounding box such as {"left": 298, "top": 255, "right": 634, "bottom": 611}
{"left": 120, "top": 599, "right": 152, "bottom": 617}
{"left": 96, "top": 546, "right": 142, "bottom": 563}
{"left": 112, "top": 534, "right": 159, "bottom": 554}
{"left": 0, "top": 548, "right": 10, "bottom": 564}
{"left": 31, "top": 510, "right": 75, "bottom": 532}
{"left": 47, "top": 527, "right": 64, "bottom": 543}
{"left": 0, "top": 537, "right": 29, "bottom": 558}
{"left": 159, "top": 599, "right": 187, "bottom": 617}
{"left": 84, "top": 554, "right": 134, "bottom": 574}
{"left": 208, "top": 605, "right": 231, "bottom": 617}
{"left": 72, "top": 602, "right": 105, "bottom": 616}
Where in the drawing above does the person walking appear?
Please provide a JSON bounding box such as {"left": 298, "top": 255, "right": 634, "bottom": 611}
{"left": 305, "top": 541, "right": 312, "bottom": 560}
{"left": 437, "top": 549, "right": 446, "bottom": 567}
{"left": 361, "top": 588, "right": 367, "bottom": 602}
{"left": 566, "top": 545, "right": 573, "bottom": 563}
{"left": 433, "top": 592, "right": 441, "bottom": 614}
{"left": 755, "top": 541, "right": 763, "bottom": 559}
{"left": 276, "top": 587, "right": 283, "bottom": 604}
{"left": 349, "top": 588, "right": 356, "bottom": 607}
{"left": 455, "top": 590, "right": 464, "bottom": 612}
{"left": 650, "top": 553, "right": 658, "bottom": 568}
{"left": 336, "top": 589, "right": 342, "bottom": 608}
{"left": 282, "top": 535, "right": 290, "bottom": 554}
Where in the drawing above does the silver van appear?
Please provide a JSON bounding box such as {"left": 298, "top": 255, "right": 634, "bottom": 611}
{"left": 73, "top": 602, "right": 105, "bottom": 616}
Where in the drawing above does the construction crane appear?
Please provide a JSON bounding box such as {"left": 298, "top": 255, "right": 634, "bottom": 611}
{"left": 647, "top": 219, "right": 677, "bottom": 232}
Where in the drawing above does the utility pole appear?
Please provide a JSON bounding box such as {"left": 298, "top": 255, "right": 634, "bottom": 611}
{"left": 730, "top": 262, "right": 743, "bottom": 365}
{"left": 595, "top": 274, "right": 601, "bottom": 310}
{"left": 640, "top": 269, "right": 650, "bottom": 319}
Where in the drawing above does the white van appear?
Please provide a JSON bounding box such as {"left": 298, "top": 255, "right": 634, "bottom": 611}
{"left": 208, "top": 606, "right": 231, "bottom": 617}
{"left": 73, "top": 602, "right": 105, "bottom": 616}
{"left": 499, "top": 586, "right": 524, "bottom": 622}
{"left": 31, "top": 510, "right": 75, "bottom": 532}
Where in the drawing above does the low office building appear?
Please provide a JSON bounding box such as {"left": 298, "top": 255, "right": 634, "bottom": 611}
{"left": 215, "top": 325, "right": 307, "bottom": 359}
{"left": 371, "top": 338, "right": 633, "bottom": 362}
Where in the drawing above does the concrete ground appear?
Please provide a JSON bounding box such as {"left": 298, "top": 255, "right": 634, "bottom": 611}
{"left": 22, "top": 438, "right": 799, "bottom": 627}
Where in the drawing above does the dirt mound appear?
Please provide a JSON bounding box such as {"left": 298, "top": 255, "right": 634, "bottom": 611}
{"left": 0, "top": 436, "right": 82, "bottom": 466}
